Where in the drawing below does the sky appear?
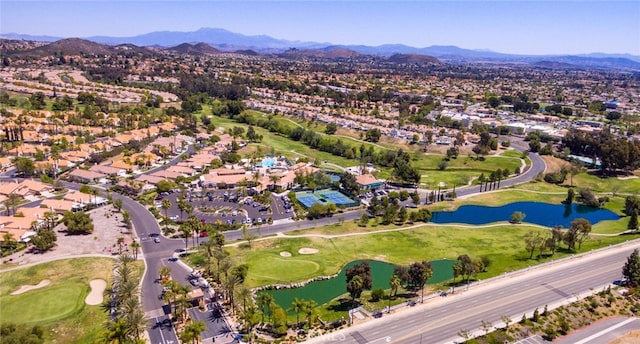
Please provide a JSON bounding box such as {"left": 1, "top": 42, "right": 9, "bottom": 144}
{"left": 1, "top": 0, "right": 639, "bottom": 55}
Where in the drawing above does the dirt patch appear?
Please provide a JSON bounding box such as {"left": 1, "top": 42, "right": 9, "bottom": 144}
{"left": 298, "top": 248, "right": 319, "bottom": 254}
{"left": 11, "top": 279, "right": 51, "bottom": 295}
{"left": 2, "top": 205, "right": 136, "bottom": 268}
{"left": 279, "top": 251, "right": 292, "bottom": 257}
{"left": 541, "top": 155, "right": 571, "bottom": 173}
{"left": 608, "top": 330, "right": 640, "bottom": 344}
{"left": 85, "top": 279, "right": 107, "bottom": 305}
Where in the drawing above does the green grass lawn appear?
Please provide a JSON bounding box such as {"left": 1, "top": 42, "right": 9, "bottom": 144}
{"left": 223, "top": 223, "right": 638, "bottom": 289}
{"left": 199, "top": 109, "right": 528, "bottom": 183}
{"left": 0, "top": 257, "right": 142, "bottom": 343}
{"left": 2, "top": 280, "right": 87, "bottom": 323}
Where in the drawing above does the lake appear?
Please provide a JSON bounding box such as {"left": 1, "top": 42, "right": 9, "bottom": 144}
{"left": 430, "top": 201, "right": 619, "bottom": 228}
{"left": 265, "top": 259, "right": 454, "bottom": 312}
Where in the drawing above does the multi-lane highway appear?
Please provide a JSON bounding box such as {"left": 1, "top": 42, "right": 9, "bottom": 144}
{"left": 305, "top": 241, "right": 640, "bottom": 344}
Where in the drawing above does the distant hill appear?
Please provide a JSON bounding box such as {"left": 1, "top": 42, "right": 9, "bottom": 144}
{"left": 88, "top": 27, "right": 326, "bottom": 50}
{"left": 168, "top": 42, "right": 221, "bottom": 55}
{"left": 3, "top": 28, "right": 639, "bottom": 70}
{"left": 5, "top": 38, "right": 156, "bottom": 58}
{"left": 280, "top": 47, "right": 362, "bottom": 59}
{"left": 233, "top": 49, "right": 259, "bottom": 56}
{"left": 387, "top": 53, "right": 441, "bottom": 65}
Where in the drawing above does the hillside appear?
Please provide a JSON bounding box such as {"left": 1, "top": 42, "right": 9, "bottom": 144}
{"left": 387, "top": 53, "right": 441, "bottom": 65}
{"left": 168, "top": 42, "right": 221, "bottom": 55}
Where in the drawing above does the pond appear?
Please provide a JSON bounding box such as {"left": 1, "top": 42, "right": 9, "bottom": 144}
{"left": 264, "top": 259, "right": 454, "bottom": 312}
{"left": 430, "top": 201, "right": 619, "bottom": 228}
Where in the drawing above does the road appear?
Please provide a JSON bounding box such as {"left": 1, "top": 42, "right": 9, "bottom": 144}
{"left": 305, "top": 241, "right": 640, "bottom": 344}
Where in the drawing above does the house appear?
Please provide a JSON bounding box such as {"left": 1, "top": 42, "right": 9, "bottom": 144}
{"left": 355, "top": 174, "right": 384, "bottom": 190}
{"left": 0, "top": 182, "right": 21, "bottom": 196}
{"left": 110, "top": 160, "right": 135, "bottom": 171}
{"left": 18, "top": 179, "right": 53, "bottom": 195}
{"left": 40, "top": 199, "right": 76, "bottom": 213}
{"left": 135, "top": 174, "right": 167, "bottom": 185}
{"left": 89, "top": 164, "right": 125, "bottom": 177}
{"left": 67, "top": 169, "right": 107, "bottom": 184}
{"left": 200, "top": 172, "right": 250, "bottom": 189}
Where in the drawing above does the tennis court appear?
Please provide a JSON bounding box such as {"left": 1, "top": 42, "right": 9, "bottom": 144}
{"left": 295, "top": 189, "right": 359, "bottom": 208}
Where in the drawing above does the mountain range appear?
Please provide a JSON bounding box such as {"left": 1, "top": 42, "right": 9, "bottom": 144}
{"left": 3, "top": 27, "right": 640, "bottom": 70}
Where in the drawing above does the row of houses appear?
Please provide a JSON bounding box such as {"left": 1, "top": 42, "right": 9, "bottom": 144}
{"left": 0, "top": 187, "right": 107, "bottom": 242}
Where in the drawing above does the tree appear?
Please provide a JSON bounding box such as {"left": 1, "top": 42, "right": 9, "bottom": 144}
{"left": 389, "top": 274, "right": 401, "bottom": 298}
{"left": 29, "top": 92, "right": 46, "bottom": 110}
{"left": 628, "top": 210, "right": 639, "bottom": 231}
{"left": 408, "top": 261, "right": 433, "bottom": 302}
{"left": 325, "top": 122, "right": 338, "bottom": 135}
{"left": 130, "top": 241, "right": 140, "bottom": 260}
{"left": 291, "top": 297, "right": 305, "bottom": 328}
{"left": 13, "top": 157, "right": 35, "bottom": 176}
{"left": 365, "top": 128, "right": 381, "bottom": 142}
{"left": 565, "top": 188, "right": 575, "bottom": 205}
{"left": 159, "top": 266, "right": 172, "bottom": 283}
{"left": 161, "top": 198, "right": 171, "bottom": 229}
{"left": 62, "top": 211, "right": 94, "bottom": 234}
{"left": 4, "top": 193, "right": 22, "bottom": 216}
{"left": 179, "top": 221, "right": 193, "bottom": 251}
{"left": 256, "top": 292, "right": 274, "bottom": 323}
{"left": 397, "top": 206, "right": 408, "bottom": 224}
{"left": 113, "top": 198, "right": 123, "bottom": 212}
{"left": 30, "top": 229, "right": 56, "bottom": 252}
{"left": 546, "top": 226, "right": 564, "bottom": 256}
{"left": 302, "top": 299, "right": 318, "bottom": 329}
{"left": 525, "top": 231, "right": 544, "bottom": 259}
{"left": 510, "top": 211, "right": 526, "bottom": 224}
{"left": 271, "top": 305, "right": 288, "bottom": 336}
{"left": 455, "top": 254, "right": 482, "bottom": 287}
{"left": 622, "top": 249, "right": 640, "bottom": 287}
{"left": 347, "top": 275, "right": 364, "bottom": 305}
{"left": 570, "top": 218, "right": 592, "bottom": 250}
{"left": 346, "top": 261, "right": 372, "bottom": 305}
{"left": 181, "top": 320, "right": 206, "bottom": 344}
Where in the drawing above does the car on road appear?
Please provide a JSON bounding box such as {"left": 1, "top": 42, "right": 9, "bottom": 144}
{"left": 372, "top": 311, "right": 383, "bottom": 318}
{"left": 154, "top": 237, "right": 160, "bottom": 243}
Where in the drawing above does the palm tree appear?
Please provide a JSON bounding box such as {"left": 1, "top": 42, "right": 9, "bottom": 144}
{"left": 420, "top": 265, "right": 434, "bottom": 303}
{"left": 241, "top": 305, "right": 260, "bottom": 343}
{"left": 290, "top": 297, "right": 305, "bottom": 328}
{"left": 4, "top": 193, "right": 22, "bottom": 216}
{"left": 130, "top": 241, "right": 140, "bottom": 260}
{"left": 159, "top": 266, "right": 172, "bottom": 284}
{"left": 201, "top": 239, "right": 216, "bottom": 276}
{"left": 179, "top": 222, "right": 192, "bottom": 252}
{"left": 256, "top": 292, "right": 274, "bottom": 323}
{"left": 223, "top": 274, "right": 243, "bottom": 316}
{"left": 104, "top": 317, "right": 129, "bottom": 344}
{"left": 214, "top": 249, "right": 230, "bottom": 283}
{"left": 161, "top": 198, "right": 171, "bottom": 229}
{"left": 236, "top": 285, "right": 252, "bottom": 314}
{"left": 389, "top": 274, "right": 401, "bottom": 298}
{"left": 302, "top": 300, "right": 317, "bottom": 329}
{"left": 43, "top": 211, "right": 58, "bottom": 230}
{"left": 116, "top": 237, "right": 125, "bottom": 254}
{"left": 183, "top": 320, "right": 206, "bottom": 344}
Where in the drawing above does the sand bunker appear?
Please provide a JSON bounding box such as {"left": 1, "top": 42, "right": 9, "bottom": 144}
{"left": 298, "top": 248, "right": 319, "bottom": 254}
{"left": 11, "top": 279, "right": 51, "bottom": 295}
{"left": 85, "top": 279, "right": 107, "bottom": 305}
{"left": 280, "top": 251, "right": 292, "bottom": 257}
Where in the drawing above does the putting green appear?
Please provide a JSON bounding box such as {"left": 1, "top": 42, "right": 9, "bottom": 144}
{"left": 250, "top": 256, "right": 321, "bottom": 282}
{"left": 1, "top": 280, "right": 87, "bottom": 324}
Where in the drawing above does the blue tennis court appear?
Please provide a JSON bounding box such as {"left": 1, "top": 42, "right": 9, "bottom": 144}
{"left": 295, "top": 189, "right": 359, "bottom": 208}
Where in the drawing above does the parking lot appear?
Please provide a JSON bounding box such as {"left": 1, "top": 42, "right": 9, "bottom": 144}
{"left": 154, "top": 188, "right": 293, "bottom": 230}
